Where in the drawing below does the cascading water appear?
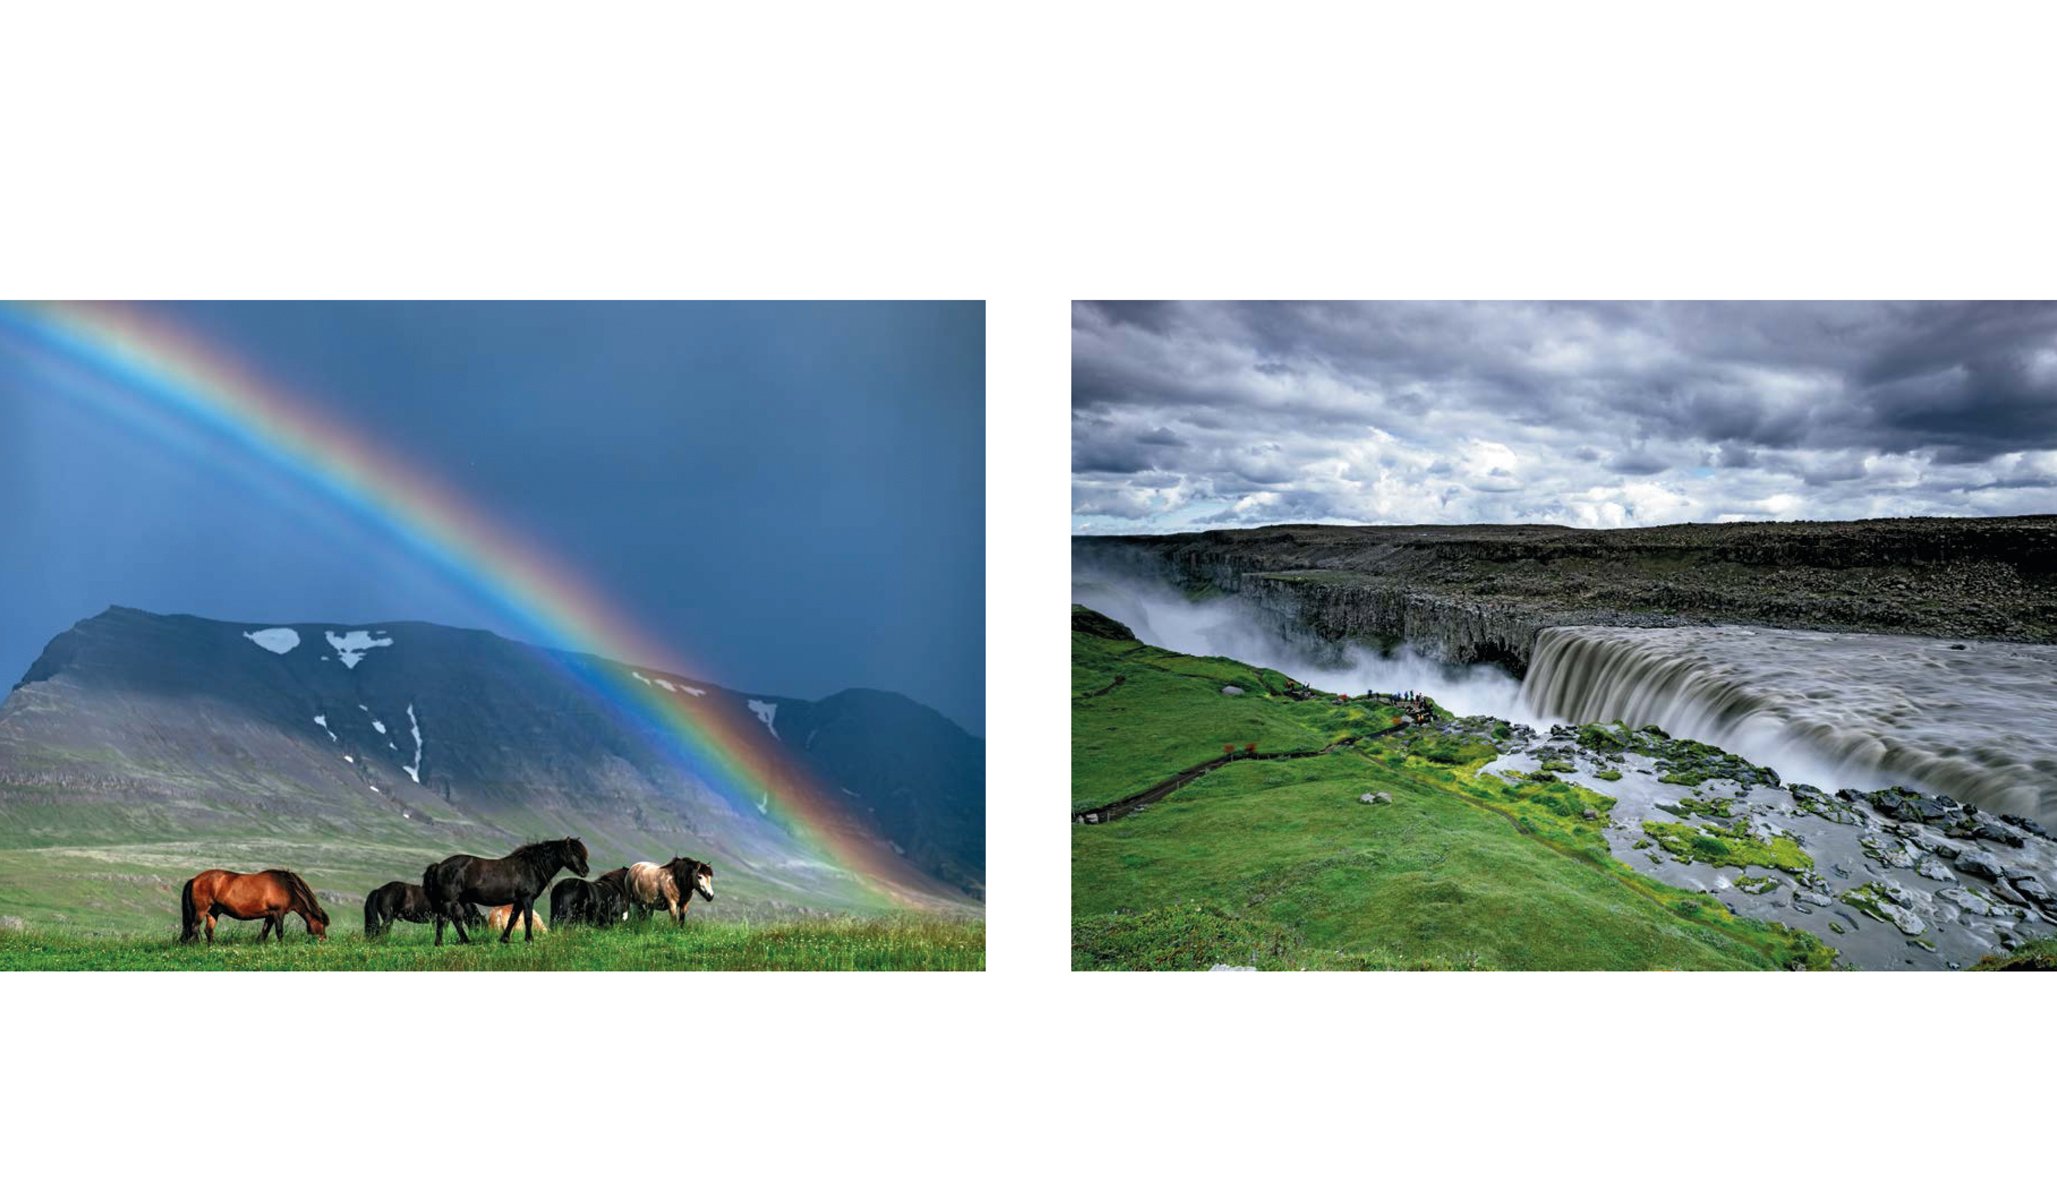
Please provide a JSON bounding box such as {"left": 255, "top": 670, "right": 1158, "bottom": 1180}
{"left": 1073, "top": 572, "right": 1534, "bottom": 721}
{"left": 1520, "top": 625, "right": 2057, "bottom": 822}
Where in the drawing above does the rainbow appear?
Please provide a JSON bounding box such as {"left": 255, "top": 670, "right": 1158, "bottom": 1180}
{"left": 0, "top": 301, "right": 943, "bottom": 907}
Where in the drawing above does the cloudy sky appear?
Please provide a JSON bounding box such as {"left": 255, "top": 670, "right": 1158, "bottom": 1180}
{"left": 1073, "top": 301, "right": 2057, "bottom": 532}
{"left": 2, "top": 302, "right": 985, "bottom": 733}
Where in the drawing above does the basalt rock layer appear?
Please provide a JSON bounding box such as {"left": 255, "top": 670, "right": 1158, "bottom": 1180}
{"left": 1075, "top": 516, "right": 2057, "bottom": 671}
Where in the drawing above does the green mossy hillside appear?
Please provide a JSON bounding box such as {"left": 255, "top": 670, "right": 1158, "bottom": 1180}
{"left": 1071, "top": 611, "right": 1831, "bottom": 971}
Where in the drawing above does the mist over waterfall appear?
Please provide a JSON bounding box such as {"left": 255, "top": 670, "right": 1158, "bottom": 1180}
{"left": 1073, "top": 570, "right": 1534, "bottom": 721}
{"left": 1521, "top": 625, "right": 2057, "bottom": 822}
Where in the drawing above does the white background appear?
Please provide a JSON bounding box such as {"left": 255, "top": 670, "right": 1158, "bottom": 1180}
{"left": 5, "top": 1, "right": 2055, "bottom": 1195}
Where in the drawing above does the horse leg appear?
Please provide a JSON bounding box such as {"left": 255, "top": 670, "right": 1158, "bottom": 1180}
{"left": 205, "top": 912, "right": 216, "bottom": 945}
{"left": 258, "top": 915, "right": 274, "bottom": 942}
{"left": 451, "top": 904, "right": 472, "bottom": 944}
{"left": 433, "top": 911, "right": 445, "bottom": 946}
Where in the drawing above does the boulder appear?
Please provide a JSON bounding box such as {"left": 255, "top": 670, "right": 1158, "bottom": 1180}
{"left": 1220, "top": 685, "right": 1245, "bottom": 696}
{"left": 1957, "top": 849, "right": 2007, "bottom": 882}
{"left": 1937, "top": 887, "right": 1994, "bottom": 918}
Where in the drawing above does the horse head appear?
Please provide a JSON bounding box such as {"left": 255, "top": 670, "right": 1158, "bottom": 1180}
{"left": 560, "top": 837, "right": 590, "bottom": 878}
{"left": 671, "top": 856, "right": 715, "bottom": 903}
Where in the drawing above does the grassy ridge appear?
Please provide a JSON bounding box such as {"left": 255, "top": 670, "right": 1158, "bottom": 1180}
{"left": 0, "top": 916, "right": 984, "bottom": 971}
{"left": 1071, "top": 609, "right": 1831, "bottom": 971}
{"left": 1072, "top": 613, "right": 1402, "bottom": 814}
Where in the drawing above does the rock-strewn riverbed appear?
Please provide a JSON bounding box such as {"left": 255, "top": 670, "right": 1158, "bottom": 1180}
{"left": 1484, "top": 722, "right": 2056, "bottom": 970}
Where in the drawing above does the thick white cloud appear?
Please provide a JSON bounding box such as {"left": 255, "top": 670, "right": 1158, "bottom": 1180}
{"left": 1071, "top": 301, "right": 2057, "bottom": 532}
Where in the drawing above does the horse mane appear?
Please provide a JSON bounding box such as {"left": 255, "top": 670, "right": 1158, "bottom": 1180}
{"left": 510, "top": 838, "right": 580, "bottom": 862}
{"left": 272, "top": 870, "right": 327, "bottom": 921}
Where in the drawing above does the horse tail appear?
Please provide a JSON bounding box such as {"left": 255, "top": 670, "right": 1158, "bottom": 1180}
{"left": 363, "top": 889, "right": 381, "bottom": 938}
{"left": 179, "top": 876, "right": 198, "bottom": 942}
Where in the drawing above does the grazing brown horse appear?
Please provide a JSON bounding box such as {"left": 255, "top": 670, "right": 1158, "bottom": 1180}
{"left": 180, "top": 869, "right": 330, "bottom": 944}
{"left": 625, "top": 857, "right": 714, "bottom": 925}
{"left": 424, "top": 837, "right": 588, "bottom": 944}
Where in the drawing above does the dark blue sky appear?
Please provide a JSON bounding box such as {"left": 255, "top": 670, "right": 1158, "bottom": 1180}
{"left": 0, "top": 302, "right": 985, "bottom": 734}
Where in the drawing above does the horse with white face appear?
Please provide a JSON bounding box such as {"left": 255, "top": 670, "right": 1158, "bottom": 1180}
{"left": 625, "top": 856, "right": 715, "bottom": 925}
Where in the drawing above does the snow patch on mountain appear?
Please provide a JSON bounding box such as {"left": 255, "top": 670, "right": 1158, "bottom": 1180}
{"left": 371, "top": 719, "right": 386, "bottom": 735}
{"left": 631, "top": 669, "right": 708, "bottom": 698}
{"left": 402, "top": 703, "right": 424, "bottom": 785}
{"left": 313, "top": 714, "right": 337, "bottom": 742}
{"left": 324, "top": 630, "right": 393, "bottom": 668}
{"left": 243, "top": 628, "right": 300, "bottom": 654}
{"left": 747, "top": 699, "right": 779, "bottom": 739}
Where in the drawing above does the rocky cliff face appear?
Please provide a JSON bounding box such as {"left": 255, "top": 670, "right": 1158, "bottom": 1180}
{"left": 0, "top": 607, "right": 982, "bottom": 909}
{"left": 1075, "top": 516, "right": 2057, "bottom": 671}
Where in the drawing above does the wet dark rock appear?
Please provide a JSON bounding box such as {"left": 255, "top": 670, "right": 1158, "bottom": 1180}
{"left": 1852, "top": 786, "right": 1962, "bottom": 826}
{"left": 1916, "top": 858, "right": 1956, "bottom": 883}
{"left": 1957, "top": 850, "right": 2007, "bottom": 882}
{"left": 1997, "top": 813, "right": 2052, "bottom": 839}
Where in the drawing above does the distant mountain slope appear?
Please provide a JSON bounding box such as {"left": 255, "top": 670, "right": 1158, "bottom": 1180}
{"left": 1077, "top": 516, "right": 2057, "bottom": 671}
{"left": 0, "top": 607, "right": 981, "bottom": 928}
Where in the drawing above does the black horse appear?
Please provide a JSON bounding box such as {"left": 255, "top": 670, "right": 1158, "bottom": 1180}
{"left": 423, "top": 837, "right": 589, "bottom": 944}
{"left": 363, "top": 881, "right": 482, "bottom": 938}
{"left": 549, "top": 866, "right": 631, "bottom": 928}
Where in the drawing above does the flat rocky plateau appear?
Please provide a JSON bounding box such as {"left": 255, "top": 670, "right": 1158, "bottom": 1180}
{"left": 1076, "top": 516, "right": 2057, "bottom": 671}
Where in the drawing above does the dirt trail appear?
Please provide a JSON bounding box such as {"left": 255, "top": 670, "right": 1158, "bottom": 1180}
{"left": 1077, "top": 675, "right": 1126, "bottom": 700}
{"left": 1074, "top": 724, "right": 1407, "bottom": 825}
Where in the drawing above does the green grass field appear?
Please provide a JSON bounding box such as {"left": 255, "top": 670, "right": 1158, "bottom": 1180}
{"left": 0, "top": 914, "right": 984, "bottom": 971}
{"left": 1072, "top": 611, "right": 1402, "bottom": 813}
{"left": 1071, "top": 606, "right": 1831, "bottom": 971}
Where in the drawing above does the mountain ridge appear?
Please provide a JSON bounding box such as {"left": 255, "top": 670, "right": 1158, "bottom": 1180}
{"left": 0, "top": 606, "right": 982, "bottom": 931}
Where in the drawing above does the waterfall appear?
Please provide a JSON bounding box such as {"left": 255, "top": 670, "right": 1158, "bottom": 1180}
{"left": 1520, "top": 625, "right": 2057, "bottom": 821}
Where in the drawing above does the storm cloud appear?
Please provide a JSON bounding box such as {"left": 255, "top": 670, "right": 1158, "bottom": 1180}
{"left": 1072, "top": 301, "right": 2057, "bottom": 531}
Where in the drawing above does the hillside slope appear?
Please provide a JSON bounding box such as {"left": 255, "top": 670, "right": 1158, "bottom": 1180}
{"left": 1070, "top": 606, "right": 1831, "bottom": 970}
{"left": 0, "top": 607, "right": 982, "bottom": 932}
